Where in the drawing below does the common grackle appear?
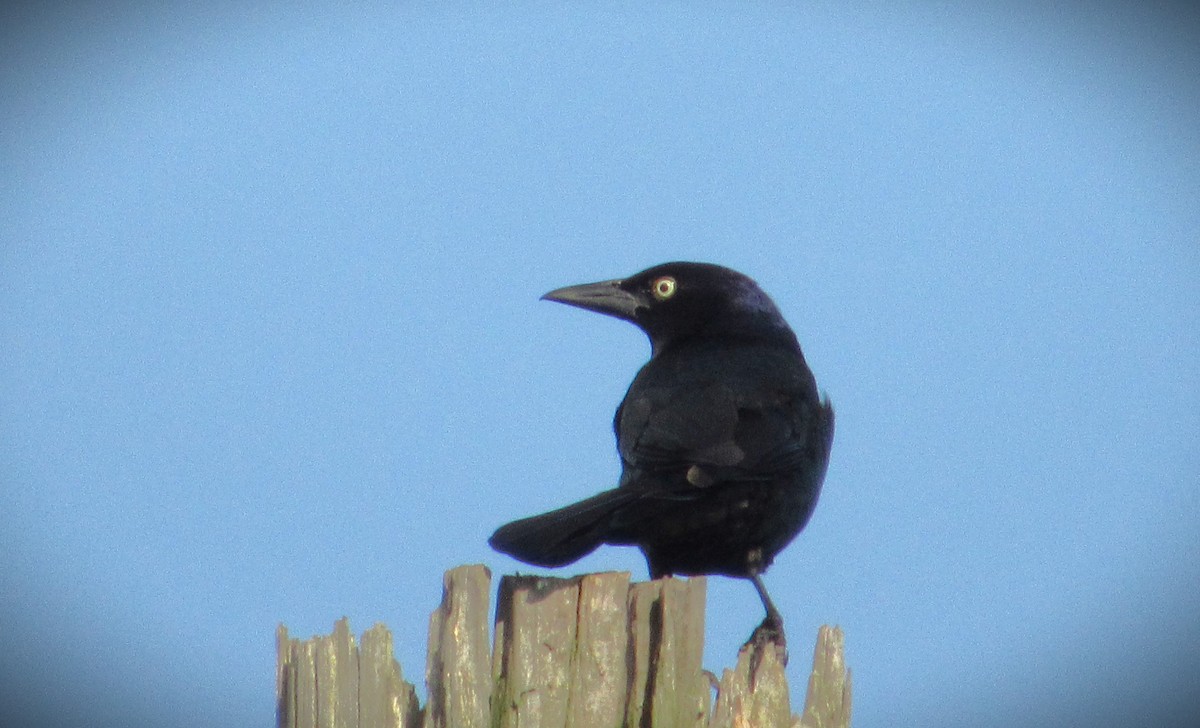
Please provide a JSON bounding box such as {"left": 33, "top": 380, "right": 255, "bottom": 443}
{"left": 489, "top": 262, "right": 834, "bottom": 653}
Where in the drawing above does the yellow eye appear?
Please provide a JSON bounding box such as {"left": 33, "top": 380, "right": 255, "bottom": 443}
{"left": 651, "top": 276, "right": 677, "bottom": 301}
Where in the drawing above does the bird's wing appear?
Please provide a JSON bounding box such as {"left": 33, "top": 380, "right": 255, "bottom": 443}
{"left": 618, "top": 381, "right": 832, "bottom": 496}
{"left": 737, "top": 394, "right": 834, "bottom": 477}
{"left": 619, "top": 381, "right": 744, "bottom": 470}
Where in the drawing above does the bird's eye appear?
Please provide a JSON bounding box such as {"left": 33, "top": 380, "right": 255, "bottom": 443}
{"left": 651, "top": 276, "right": 677, "bottom": 301}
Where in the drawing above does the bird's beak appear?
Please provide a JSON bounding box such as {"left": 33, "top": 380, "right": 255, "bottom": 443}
{"left": 541, "top": 278, "right": 641, "bottom": 321}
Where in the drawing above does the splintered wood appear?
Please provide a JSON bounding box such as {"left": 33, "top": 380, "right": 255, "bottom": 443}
{"left": 277, "top": 564, "right": 850, "bottom": 728}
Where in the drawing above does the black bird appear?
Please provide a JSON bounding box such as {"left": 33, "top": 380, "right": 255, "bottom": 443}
{"left": 489, "top": 262, "right": 833, "bottom": 650}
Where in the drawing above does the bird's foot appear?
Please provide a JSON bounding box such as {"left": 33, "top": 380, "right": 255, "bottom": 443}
{"left": 743, "top": 613, "right": 788, "bottom": 686}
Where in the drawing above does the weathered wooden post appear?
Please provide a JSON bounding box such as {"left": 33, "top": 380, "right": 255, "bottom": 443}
{"left": 277, "top": 564, "right": 851, "bottom": 728}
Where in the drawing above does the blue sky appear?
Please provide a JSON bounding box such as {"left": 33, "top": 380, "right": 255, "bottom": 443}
{"left": 2, "top": 3, "right": 1198, "bottom": 726}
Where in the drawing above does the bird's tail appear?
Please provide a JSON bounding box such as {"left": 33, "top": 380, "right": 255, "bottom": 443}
{"left": 488, "top": 488, "right": 635, "bottom": 568}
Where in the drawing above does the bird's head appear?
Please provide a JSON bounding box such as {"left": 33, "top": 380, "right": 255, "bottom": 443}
{"left": 542, "top": 262, "right": 797, "bottom": 353}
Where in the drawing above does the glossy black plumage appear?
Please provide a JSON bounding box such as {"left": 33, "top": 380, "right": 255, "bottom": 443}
{"left": 488, "top": 262, "right": 833, "bottom": 647}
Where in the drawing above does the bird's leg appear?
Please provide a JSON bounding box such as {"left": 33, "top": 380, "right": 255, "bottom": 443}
{"left": 744, "top": 573, "right": 788, "bottom": 678}
{"left": 752, "top": 573, "right": 783, "bottom": 630}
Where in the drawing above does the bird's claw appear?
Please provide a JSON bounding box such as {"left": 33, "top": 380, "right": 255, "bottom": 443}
{"left": 743, "top": 613, "right": 788, "bottom": 686}
{"left": 749, "top": 613, "right": 788, "bottom": 662}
